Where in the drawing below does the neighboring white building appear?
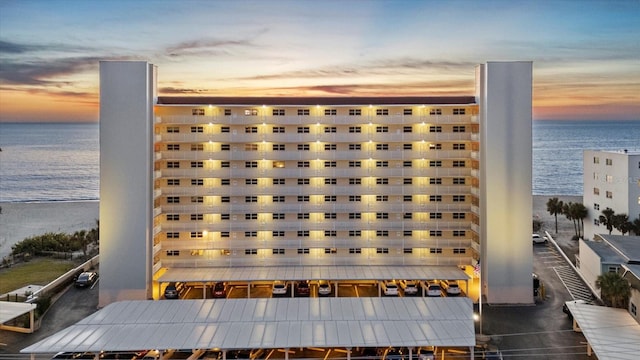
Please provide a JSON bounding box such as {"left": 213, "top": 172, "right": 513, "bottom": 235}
{"left": 99, "top": 61, "right": 533, "bottom": 307}
{"left": 583, "top": 150, "right": 640, "bottom": 240}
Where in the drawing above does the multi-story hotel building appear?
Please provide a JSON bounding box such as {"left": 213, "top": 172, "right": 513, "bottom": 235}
{"left": 584, "top": 150, "right": 640, "bottom": 240}
{"left": 99, "top": 61, "right": 533, "bottom": 307}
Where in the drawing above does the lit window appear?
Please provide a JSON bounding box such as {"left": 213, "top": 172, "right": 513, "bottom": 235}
{"left": 245, "top": 144, "right": 258, "bottom": 151}
{"left": 244, "top": 109, "right": 258, "bottom": 116}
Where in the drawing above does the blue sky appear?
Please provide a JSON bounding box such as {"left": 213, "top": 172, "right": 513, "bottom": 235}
{"left": 0, "top": 0, "right": 639, "bottom": 121}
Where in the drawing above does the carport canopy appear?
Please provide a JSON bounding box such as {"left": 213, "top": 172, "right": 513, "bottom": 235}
{"left": 0, "top": 302, "right": 36, "bottom": 324}
{"left": 22, "top": 297, "right": 475, "bottom": 354}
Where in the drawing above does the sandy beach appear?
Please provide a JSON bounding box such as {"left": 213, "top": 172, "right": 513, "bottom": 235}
{"left": 0, "top": 201, "right": 99, "bottom": 259}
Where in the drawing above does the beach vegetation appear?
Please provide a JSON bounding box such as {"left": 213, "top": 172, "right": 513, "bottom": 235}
{"left": 632, "top": 216, "right": 640, "bottom": 236}
{"left": 598, "top": 207, "right": 616, "bottom": 235}
{"left": 546, "top": 197, "right": 564, "bottom": 233}
{"left": 9, "top": 221, "right": 99, "bottom": 260}
{"left": 562, "top": 202, "right": 587, "bottom": 240}
{"left": 596, "top": 272, "right": 630, "bottom": 308}
{"left": 0, "top": 258, "right": 75, "bottom": 295}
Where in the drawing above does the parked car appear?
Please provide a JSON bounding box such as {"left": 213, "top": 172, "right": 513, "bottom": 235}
{"left": 532, "top": 233, "right": 548, "bottom": 244}
{"left": 399, "top": 280, "right": 419, "bottom": 295}
{"left": 381, "top": 280, "right": 399, "bottom": 296}
{"left": 318, "top": 280, "right": 332, "bottom": 296}
{"left": 272, "top": 280, "right": 288, "bottom": 296}
{"left": 74, "top": 272, "right": 98, "bottom": 288}
{"left": 164, "top": 282, "right": 181, "bottom": 299}
{"left": 426, "top": 281, "right": 442, "bottom": 297}
{"left": 440, "top": 280, "right": 461, "bottom": 296}
{"left": 295, "top": 281, "right": 310, "bottom": 297}
{"left": 212, "top": 282, "right": 226, "bottom": 298}
{"left": 382, "top": 348, "right": 406, "bottom": 360}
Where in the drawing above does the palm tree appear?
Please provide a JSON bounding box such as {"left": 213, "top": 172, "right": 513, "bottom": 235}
{"left": 563, "top": 202, "right": 578, "bottom": 239}
{"left": 72, "top": 230, "right": 89, "bottom": 257}
{"left": 596, "top": 272, "right": 630, "bottom": 308}
{"left": 546, "top": 197, "right": 564, "bottom": 234}
{"left": 599, "top": 208, "right": 616, "bottom": 235}
{"left": 632, "top": 215, "right": 640, "bottom": 236}
{"left": 573, "top": 203, "right": 588, "bottom": 239}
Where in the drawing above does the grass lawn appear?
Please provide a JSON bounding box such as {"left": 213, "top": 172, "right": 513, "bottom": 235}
{"left": 0, "top": 257, "right": 76, "bottom": 295}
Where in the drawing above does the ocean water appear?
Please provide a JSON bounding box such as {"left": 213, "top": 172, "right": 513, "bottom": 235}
{"left": 0, "top": 120, "right": 638, "bottom": 202}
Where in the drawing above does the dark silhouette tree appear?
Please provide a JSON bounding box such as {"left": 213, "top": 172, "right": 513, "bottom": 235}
{"left": 596, "top": 272, "right": 630, "bottom": 308}
{"left": 632, "top": 215, "right": 640, "bottom": 236}
{"left": 611, "top": 213, "right": 631, "bottom": 235}
{"left": 546, "top": 197, "right": 564, "bottom": 234}
{"left": 599, "top": 207, "right": 616, "bottom": 235}
{"left": 563, "top": 202, "right": 578, "bottom": 239}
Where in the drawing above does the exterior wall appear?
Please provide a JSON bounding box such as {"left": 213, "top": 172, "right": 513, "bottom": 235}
{"left": 99, "top": 61, "right": 155, "bottom": 307}
{"left": 577, "top": 239, "right": 605, "bottom": 297}
{"left": 153, "top": 104, "right": 479, "bottom": 270}
{"left": 584, "top": 150, "right": 640, "bottom": 240}
{"left": 478, "top": 62, "right": 533, "bottom": 304}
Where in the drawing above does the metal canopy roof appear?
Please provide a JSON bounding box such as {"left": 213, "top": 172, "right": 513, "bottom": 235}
{"left": 0, "top": 301, "right": 36, "bottom": 323}
{"left": 22, "top": 297, "right": 475, "bottom": 354}
{"left": 158, "top": 265, "right": 470, "bottom": 283}
{"left": 156, "top": 96, "right": 477, "bottom": 106}
{"left": 566, "top": 302, "right": 640, "bottom": 360}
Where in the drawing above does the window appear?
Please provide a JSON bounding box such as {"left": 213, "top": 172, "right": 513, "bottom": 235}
{"left": 325, "top": 230, "right": 337, "bottom": 237}
{"left": 324, "top": 248, "right": 337, "bottom": 254}
{"left": 404, "top": 109, "right": 413, "bottom": 115}
{"left": 349, "top": 248, "right": 362, "bottom": 254}
{"left": 594, "top": 187, "right": 600, "bottom": 195}
{"left": 167, "top": 179, "right": 180, "bottom": 186}
{"left": 453, "top": 248, "right": 466, "bottom": 254}
{"left": 273, "top": 196, "right": 285, "bottom": 202}
{"left": 224, "top": 109, "right": 232, "bottom": 116}
{"left": 453, "top": 177, "right": 466, "bottom": 185}
{"left": 325, "top": 213, "right": 337, "bottom": 219}
{"left": 245, "top": 126, "right": 258, "bottom": 133}
{"left": 221, "top": 144, "right": 230, "bottom": 151}
{"left": 453, "top": 195, "right": 466, "bottom": 202}
{"left": 297, "top": 248, "right": 310, "bottom": 254}
{"left": 429, "top": 160, "right": 442, "bottom": 167}
{"left": 404, "top": 213, "right": 412, "bottom": 219}
{"left": 221, "top": 196, "right": 230, "bottom": 203}
{"left": 191, "top": 144, "right": 204, "bottom": 151}
{"left": 272, "top": 109, "right": 285, "bottom": 116}
{"left": 273, "top": 178, "right": 285, "bottom": 185}
{"left": 606, "top": 191, "right": 613, "bottom": 199}
{"left": 297, "top": 230, "right": 310, "bottom": 237}
{"left": 245, "top": 249, "right": 258, "bottom": 254}
{"left": 298, "top": 195, "right": 310, "bottom": 202}
{"left": 606, "top": 158, "right": 613, "bottom": 166}
{"left": 430, "top": 178, "right": 442, "bottom": 184}
{"left": 453, "top": 126, "right": 466, "bottom": 132}
{"left": 349, "top": 144, "right": 361, "bottom": 150}
{"left": 453, "top": 160, "right": 466, "bottom": 167}
{"left": 453, "top": 108, "right": 466, "bottom": 115}
{"left": 404, "top": 195, "right": 412, "bottom": 202}
{"left": 349, "top": 161, "right": 361, "bottom": 167}
{"left": 191, "top": 214, "right": 204, "bottom": 221}
{"left": 429, "top": 109, "right": 442, "bottom": 115}
{"left": 298, "top": 109, "right": 310, "bottom": 116}
{"left": 325, "top": 161, "right": 337, "bottom": 168}
{"left": 404, "top": 230, "right": 412, "bottom": 236}
{"left": 324, "top": 126, "right": 337, "bottom": 133}
{"left": 273, "top": 230, "right": 285, "bottom": 236}
{"left": 403, "top": 178, "right": 412, "bottom": 184}
{"left": 593, "top": 156, "right": 599, "bottom": 164}
{"left": 221, "top": 214, "right": 230, "bottom": 220}
{"left": 376, "top": 161, "right": 388, "bottom": 167}
{"left": 324, "top": 109, "right": 337, "bottom": 115}
{"left": 298, "top": 161, "right": 310, "bottom": 168}
{"left": 273, "top": 126, "right": 285, "bottom": 133}
{"left": 272, "top": 249, "right": 285, "bottom": 255}
{"left": 403, "top": 161, "right": 412, "bottom": 167}
{"left": 245, "top": 231, "right": 257, "bottom": 237}
{"left": 349, "top": 178, "right": 362, "bottom": 185}
{"left": 403, "top": 143, "right": 412, "bottom": 150}
{"left": 376, "top": 144, "right": 389, "bottom": 150}
{"left": 404, "top": 248, "right": 413, "bottom": 254}
{"left": 245, "top": 109, "right": 258, "bottom": 116}
{"left": 274, "top": 161, "right": 285, "bottom": 168}
{"left": 221, "top": 161, "right": 230, "bottom": 168}
{"left": 376, "top": 212, "right": 389, "bottom": 219}
{"left": 349, "top": 213, "right": 361, "bottom": 219}
{"left": 166, "top": 250, "right": 180, "bottom": 256}
{"left": 403, "top": 126, "right": 413, "bottom": 133}
{"left": 245, "top": 161, "right": 258, "bottom": 168}
{"left": 297, "top": 126, "right": 310, "bottom": 133}
{"left": 325, "top": 178, "right": 337, "bottom": 185}
{"left": 298, "top": 178, "right": 310, "bottom": 185}
{"left": 453, "top": 230, "right": 466, "bottom": 237}
{"left": 245, "top": 196, "right": 257, "bottom": 202}
{"left": 167, "top": 196, "right": 180, "bottom": 204}
{"left": 246, "top": 178, "right": 258, "bottom": 185}
{"left": 453, "top": 143, "right": 466, "bottom": 150}
{"left": 376, "top": 195, "right": 388, "bottom": 202}
{"left": 632, "top": 303, "right": 637, "bottom": 316}
{"left": 191, "top": 126, "right": 203, "bottom": 133}
{"left": 430, "top": 248, "right": 442, "bottom": 254}
{"left": 349, "top": 126, "right": 361, "bottom": 133}
{"left": 594, "top": 203, "right": 600, "bottom": 210}
{"left": 273, "top": 144, "right": 285, "bottom": 151}
{"left": 606, "top": 175, "right": 613, "bottom": 183}
{"left": 376, "top": 109, "right": 389, "bottom": 115}
{"left": 349, "top": 195, "right": 361, "bottom": 202}
{"left": 376, "top": 248, "right": 389, "bottom": 253}
{"left": 166, "top": 214, "right": 179, "bottom": 221}
{"left": 430, "top": 212, "right": 442, "bottom": 219}
{"left": 376, "top": 178, "right": 388, "bottom": 185}
{"left": 298, "top": 144, "right": 310, "bottom": 151}
{"left": 430, "top": 195, "right": 442, "bottom": 202}
{"left": 273, "top": 213, "right": 285, "bottom": 220}
{"left": 324, "top": 144, "right": 337, "bottom": 151}
{"left": 167, "top": 232, "right": 179, "bottom": 239}
{"left": 221, "top": 231, "right": 230, "bottom": 237}
{"left": 298, "top": 213, "right": 310, "bottom": 219}
{"left": 245, "top": 144, "right": 258, "bottom": 151}
{"left": 167, "top": 126, "right": 179, "bottom": 133}
{"left": 349, "top": 109, "right": 362, "bottom": 116}
{"left": 376, "top": 126, "right": 388, "bottom": 133}
{"left": 430, "top": 126, "right": 442, "bottom": 133}
{"left": 429, "top": 143, "right": 442, "bottom": 150}
{"left": 453, "top": 212, "right": 466, "bottom": 219}
{"left": 167, "top": 161, "right": 180, "bottom": 168}
{"left": 167, "top": 144, "right": 180, "bottom": 151}
{"left": 325, "top": 195, "right": 337, "bottom": 202}
{"left": 191, "top": 196, "right": 203, "bottom": 203}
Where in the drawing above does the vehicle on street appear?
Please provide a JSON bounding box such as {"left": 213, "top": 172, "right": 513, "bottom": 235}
{"left": 295, "top": 280, "right": 310, "bottom": 296}
{"left": 440, "top": 280, "right": 461, "bottom": 296}
{"left": 532, "top": 233, "right": 548, "bottom": 244}
{"left": 212, "top": 282, "right": 226, "bottom": 298}
{"left": 318, "top": 280, "right": 332, "bottom": 296}
{"left": 426, "top": 281, "right": 442, "bottom": 297}
{"left": 399, "top": 280, "right": 419, "bottom": 295}
{"left": 272, "top": 280, "right": 288, "bottom": 296}
{"left": 74, "top": 272, "right": 98, "bottom": 288}
{"left": 164, "top": 282, "right": 181, "bottom": 299}
{"left": 381, "top": 280, "right": 399, "bottom": 296}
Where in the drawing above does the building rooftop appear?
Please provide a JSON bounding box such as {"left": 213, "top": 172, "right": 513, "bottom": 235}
{"left": 156, "top": 96, "right": 477, "bottom": 106}
{"left": 586, "top": 149, "right": 640, "bottom": 156}
{"left": 596, "top": 235, "right": 640, "bottom": 263}
{"left": 582, "top": 239, "right": 627, "bottom": 264}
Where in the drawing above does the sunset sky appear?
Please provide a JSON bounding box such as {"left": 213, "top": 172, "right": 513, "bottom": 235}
{"left": 1, "top": 0, "right": 638, "bottom": 122}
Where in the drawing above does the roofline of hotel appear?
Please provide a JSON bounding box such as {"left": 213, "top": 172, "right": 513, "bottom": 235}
{"left": 156, "top": 96, "right": 477, "bottom": 106}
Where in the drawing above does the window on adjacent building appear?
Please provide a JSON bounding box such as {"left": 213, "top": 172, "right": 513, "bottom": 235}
{"left": 349, "top": 178, "right": 362, "bottom": 185}
{"left": 349, "top": 195, "right": 361, "bottom": 201}
{"left": 325, "top": 161, "right": 337, "bottom": 168}
{"left": 349, "top": 126, "right": 361, "bottom": 133}
{"left": 376, "top": 126, "right": 388, "bottom": 133}
{"left": 429, "top": 109, "right": 442, "bottom": 115}
{"left": 297, "top": 109, "right": 310, "bottom": 116}
{"left": 430, "top": 195, "right": 442, "bottom": 202}
{"left": 349, "top": 248, "right": 362, "bottom": 254}
{"left": 272, "top": 249, "right": 285, "bottom": 255}
{"left": 430, "top": 126, "right": 442, "bottom": 133}
{"left": 246, "top": 178, "right": 258, "bottom": 185}
{"left": 325, "top": 178, "right": 337, "bottom": 185}
{"left": 324, "top": 126, "right": 337, "bottom": 133}
{"left": 349, "top": 144, "right": 361, "bottom": 150}
{"left": 430, "top": 248, "right": 442, "bottom": 253}
{"left": 430, "top": 178, "right": 442, "bottom": 185}
{"left": 349, "top": 109, "right": 362, "bottom": 116}
{"left": 244, "top": 109, "right": 258, "bottom": 116}
{"left": 245, "top": 126, "right": 257, "bottom": 133}
{"left": 298, "top": 248, "right": 310, "bottom": 254}
{"left": 191, "top": 126, "right": 203, "bottom": 133}
{"left": 594, "top": 187, "right": 600, "bottom": 195}
{"left": 325, "top": 109, "right": 337, "bottom": 116}
{"left": 606, "top": 158, "right": 613, "bottom": 166}
{"left": 297, "top": 127, "right": 309, "bottom": 133}
{"left": 273, "top": 178, "right": 286, "bottom": 185}
{"left": 453, "top": 108, "right": 466, "bottom": 115}
{"left": 376, "top": 109, "right": 389, "bottom": 116}
{"left": 325, "top": 144, "right": 337, "bottom": 151}
{"left": 376, "top": 247, "right": 389, "bottom": 253}
{"left": 273, "top": 144, "right": 285, "bottom": 151}
{"left": 273, "top": 126, "right": 285, "bottom": 133}
{"left": 403, "top": 178, "right": 412, "bottom": 184}
{"left": 606, "top": 191, "right": 613, "bottom": 199}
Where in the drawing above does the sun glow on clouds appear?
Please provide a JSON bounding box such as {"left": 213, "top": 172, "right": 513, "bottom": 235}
{"left": 0, "top": 0, "right": 638, "bottom": 122}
